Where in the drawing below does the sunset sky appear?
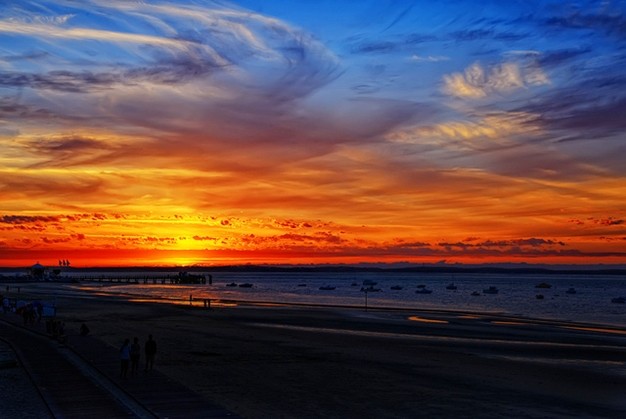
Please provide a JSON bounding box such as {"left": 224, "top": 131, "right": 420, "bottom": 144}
{"left": 1, "top": 0, "right": 625, "bottom": 267}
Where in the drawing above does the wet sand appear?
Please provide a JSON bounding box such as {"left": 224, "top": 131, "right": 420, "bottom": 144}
{"left": 6, "top": 286, "right": 626, "bottom": 418}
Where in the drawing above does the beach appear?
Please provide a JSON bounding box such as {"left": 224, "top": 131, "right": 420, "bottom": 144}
{"left": 3, "top": 284, "right": 626, "bottom": 418}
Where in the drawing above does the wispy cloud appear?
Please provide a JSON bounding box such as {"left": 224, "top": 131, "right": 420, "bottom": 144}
{"left": 0, "top": 0, "right": 345, "bottom": 171}
{"left": 387, "top": 111, "right": 541, "bottom": 144}
{"left": 545, "top": 10, "right": 626, "bottom": 40}
{"left": 410, "top": 54, "right": 449, "bottom": 62}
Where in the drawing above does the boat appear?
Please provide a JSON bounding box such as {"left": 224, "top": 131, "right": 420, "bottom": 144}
{"left": 566, "top": 287, "right": 577, "bottom": 294}
{"left": 362, "top": 279, "right": 378, "bottom": 286}
{"left": 226, "top": 282, "right": 237, "bottom": 287}
{"left": 351, "top": 282, "right": 359, "bottom": 287}
{"left": 611, "top": 297, "right": 625, "bottom": 304}
{"left": 415, "top": 288, "right": 433, "bottom": 294}
{"left": 416, "top": 284, "right": 426, "bottom": 289}
{"left": 360, "top": 286, "right": 381, "bottom": 292}
{"left": 536, "top": 294, "right": 544, "bottom": 300}
{"left": 471, "top": 291, "right": 481, "bottom": 296}
{"left": 238, "top": 283, "right": 253, "bottom": 288}
{"left": 319, "top": 285, "right": 336, "bottom": 291}
{"left": 446, "top": 283, "right": 457, "bottom": 290}
{"left": 390, "top": 285, "right": 403, "bottom": 290}
{"left": 535, "top": 282, "right": 552, "bottom": 289}
{"left": 483, "top": 286, "right": 499, "bottom": 294}
{"left": 297, "top": 283, "right": 307, "bottom": 287}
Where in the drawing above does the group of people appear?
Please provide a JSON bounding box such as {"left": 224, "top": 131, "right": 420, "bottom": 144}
{"left": 19, "top": 301, "right": 43, "bottom": 325}
{"left": 1, "top": 294, "right": 43, "bottom": 323}
{"left": 120, "top": 334, "right": 157, "bottom": 379}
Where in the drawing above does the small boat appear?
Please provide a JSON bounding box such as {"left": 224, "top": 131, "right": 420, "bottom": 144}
{"left": 446, "top": 283, "right": 457, "bottom": 290}
{"left": 361, "top": 286, "right": 381, "bottom": 292}
{"left": 362, "top": 279, "right": 378, "bottom": 286}
{"left": 319, "top": 285, "right": 336, "bottom": 291}
{"left": 471, "top": 291, "right": 481, "bottom": 296}
{"left": 238, "top": 283, "right": 253, "bottom": 288}
{"left": 351, "top": 282, "right": 359, "bottom": 287}
{"left": 483, "top": 286, "right": 499, "bottom": 294}
{"left": 611, "top": 297, "right": 625, "bottom": 304}
{"left": 536, "top": 294, "right": 544, "bottom": 300}
{"left": 415, "top": 288, "right": 433, "bottom": 294}
{"left": 390, "top": 285, "right": 403, "bottom": 290}
{"left": 226, "top": 282, "right": 237, "bottom": 287}
{"left": 566, "top": 288, "right": 576, "bottom": 294}
{"left": 535, "top": 282, "right": 552, "bottom": 289}
{"left": 297, "top": 283, "right": 307, "bottom": 287}
{"left": 416, "top": 284, "right": 426, "bottom": 289}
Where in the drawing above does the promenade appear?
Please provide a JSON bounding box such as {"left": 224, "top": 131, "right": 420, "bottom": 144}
{"left": 0, "top": 313, "right": 236, "bottom": 418}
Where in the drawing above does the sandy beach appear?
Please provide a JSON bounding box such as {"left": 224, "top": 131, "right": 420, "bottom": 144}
{"left": 4, "top": 284, "right": 626, "bottom": 418}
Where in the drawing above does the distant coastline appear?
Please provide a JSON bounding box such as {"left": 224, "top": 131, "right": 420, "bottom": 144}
{"left": 1, "top": 263, "right": 626, "bottom": 276}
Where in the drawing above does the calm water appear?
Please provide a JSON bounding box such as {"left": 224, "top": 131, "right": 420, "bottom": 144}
{"left": 46, "top": 270, "right": 626, "bottom": 327}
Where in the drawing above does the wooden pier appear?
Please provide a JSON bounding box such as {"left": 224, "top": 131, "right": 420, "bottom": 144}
{"left": 59, "top": 272, "right": 213, "bottom": 285}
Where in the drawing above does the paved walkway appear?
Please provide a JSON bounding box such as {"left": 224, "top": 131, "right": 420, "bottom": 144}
{"left": 0, "top": 314, "right": 236, "bottom": 419}
{"left": 0, "top": 339, "right": 54, "bottom": 418}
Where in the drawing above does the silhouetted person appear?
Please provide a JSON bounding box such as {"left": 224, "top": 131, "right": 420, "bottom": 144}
{"left": 145, "top": 334, "right": 157, "bottom": 371}
{"left": 1, "top": 296, "right": 8, "bottom": 314}
{"left": 130, "top": 337, "right": 141, "bottom": 376}
{"left": 120, "top": 338, "right": 131, "bottom": 378}
{"left": 80, "top": 323, "right": 90, "bottom": 336}
{"left": 2, "top": 296, "right": 11, "bottom": 314}
{"left": 35, "top": 302, "right": 43, "bottom": 322}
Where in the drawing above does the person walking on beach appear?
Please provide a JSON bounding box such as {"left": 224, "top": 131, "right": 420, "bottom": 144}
{"left": 144, "top": 334, "right": 157, "bottom": 371}
{"left": 130, "top": 337, "right": 141, "bottom": 376}
{"left": 120, "top": 338, "right": 131, "bottom": 379}
{"left": 2, "top": 296, "right": 9, "bottom": 314}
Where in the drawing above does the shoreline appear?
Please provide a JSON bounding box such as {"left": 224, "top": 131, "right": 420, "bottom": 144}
{"left": 5, "top": 280, "right": 626, "bottom": 330}
{"left": 3, "top": 268, "right": 626, "bottom": 330}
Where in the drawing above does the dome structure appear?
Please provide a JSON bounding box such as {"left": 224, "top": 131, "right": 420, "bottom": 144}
{"left": 30, "top": 262, "right": 46, "bottom": 279}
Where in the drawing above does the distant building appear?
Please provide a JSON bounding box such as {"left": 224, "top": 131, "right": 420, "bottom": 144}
{"left": 31, "top": 262, "right": 46, "bottom": 280}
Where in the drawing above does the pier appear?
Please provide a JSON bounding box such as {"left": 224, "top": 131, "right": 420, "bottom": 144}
{"left": 65, "top": 272, "right": 212, "bottom": 285}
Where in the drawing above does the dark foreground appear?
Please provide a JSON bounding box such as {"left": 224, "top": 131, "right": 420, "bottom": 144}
{"left": 2, "top": 288, "right": 626, "bottom": 418}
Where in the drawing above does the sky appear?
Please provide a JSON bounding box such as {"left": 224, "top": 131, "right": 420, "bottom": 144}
{"left": 1, "top": 0, "right": 625, "bottom": 267}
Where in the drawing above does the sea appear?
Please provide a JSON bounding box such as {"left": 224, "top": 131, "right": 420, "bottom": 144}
{"left": 7, "top": 269, "right": 624, "bottom": 328}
